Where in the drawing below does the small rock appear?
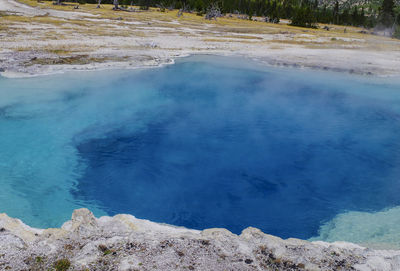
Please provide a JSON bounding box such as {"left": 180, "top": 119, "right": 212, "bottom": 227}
{"left": 98, "top": 244, "right": 108, "bottom": 252}
{"left": 177, "top": 251, "right": 185, "bottom": 257}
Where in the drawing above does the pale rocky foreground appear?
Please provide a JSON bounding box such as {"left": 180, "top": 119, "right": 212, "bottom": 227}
{"left": 0, "top": 208, "right": 399, "bottom": 270}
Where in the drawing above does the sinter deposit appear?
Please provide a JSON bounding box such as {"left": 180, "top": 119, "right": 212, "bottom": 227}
{"left": 1, "top": 209, "right": 400, "bottom": 270}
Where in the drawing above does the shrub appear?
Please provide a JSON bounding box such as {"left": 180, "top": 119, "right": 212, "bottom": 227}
{"left": 290, "top": 6, "right": 318, "bottom": 28}
{"left": 54, "top": 259, "right": 71, "bottom": 271}
{"left": 393, "top": 25, "right": 400, "bottom": 39}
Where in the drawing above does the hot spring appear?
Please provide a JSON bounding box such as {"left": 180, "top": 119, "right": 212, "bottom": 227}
{"left": 1, "top": 56, "right": 400, "bottom": 248}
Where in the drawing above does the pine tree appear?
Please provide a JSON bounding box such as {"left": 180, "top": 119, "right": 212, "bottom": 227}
{"left": 333, "top": 0, "right": 339, "bottom": 24}
{"left": 360, "top": 8, "right": 365, "bottom": 26}
{"left": 379, "top": 0, "right": 395, "bottom": 27}
{"left": 313, "top": 0, "right": 318, "bottom": 9}
{"left": 351, "top": 7, "right": 358, "bottom": 25}
{"left": 290, "top": 5, "right": 317, "bottom": 28}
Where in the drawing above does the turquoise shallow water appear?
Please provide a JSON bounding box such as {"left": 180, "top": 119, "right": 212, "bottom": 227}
{"left": 1, "top": 56, "right": 400, "bottom": 248}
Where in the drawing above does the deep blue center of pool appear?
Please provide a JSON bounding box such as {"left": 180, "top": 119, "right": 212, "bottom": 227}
{"left": 74, "top": 59, "right": 400, "bottom": 239}
{"left": 1, "top": 56, "right": 400, "bottom": 243}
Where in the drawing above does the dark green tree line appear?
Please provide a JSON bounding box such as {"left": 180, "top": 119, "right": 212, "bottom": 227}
{"left": 54, "top": 0, "right": 400, "bottom": 35}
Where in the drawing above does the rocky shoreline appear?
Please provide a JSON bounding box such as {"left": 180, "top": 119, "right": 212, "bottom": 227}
{"left": 0, "top": 51, "right": 393, "bottom": 80}
{"left": 0, "top": 209, "right": 399, "bottom": 270}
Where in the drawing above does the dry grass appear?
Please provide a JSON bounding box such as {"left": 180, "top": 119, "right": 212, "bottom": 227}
{"left": 10, "top": 0, "right": 385, "bottom": 40}
{"left": 24, "top": 54, "right": 130, "bottom": 65}
{"left": 2, "top": 14, "right": 65, "bottom": 24}
{"left": 3, "top": 0, "right": 399, "bottom": 59}
{"left": 18, "top": 0, "right": 76, "bottom": 10}
{"left": 0, "top": 24, "right": 9, "bottom": 31}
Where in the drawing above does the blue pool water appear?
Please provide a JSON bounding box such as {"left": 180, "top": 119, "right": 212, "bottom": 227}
{"left": 1, "top": 56, "right": 400, "bottom": 247}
